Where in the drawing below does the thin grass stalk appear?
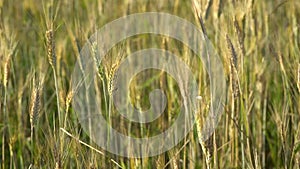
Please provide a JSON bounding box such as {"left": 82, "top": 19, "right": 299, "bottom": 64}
{"left": 2, "top": 84, "right": 7, "bottom": 169}
{"left": 262, "top": 88, "right": 268, "bottom": 168}
{"left": 60, "top": 128, "right": 123, "bottom": 168}
{"left": 226, "top": 34, "right": 241, "bottom": 167}
{"left": 192, "top": 3, "right": 213, "bottom": 168}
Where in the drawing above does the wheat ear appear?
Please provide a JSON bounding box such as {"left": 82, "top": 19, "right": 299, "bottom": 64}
{"left": 46, "top": 29, "right": 56, "bottom": 69}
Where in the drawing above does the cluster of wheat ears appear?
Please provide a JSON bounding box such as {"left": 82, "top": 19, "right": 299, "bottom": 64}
{"left": 0, "top": 0, "right": 300, "bottom": 168}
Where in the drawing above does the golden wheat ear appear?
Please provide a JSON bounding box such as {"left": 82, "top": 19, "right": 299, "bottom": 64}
{"left": 3, "top": 57, "right": 10, "bottom": 89}
{"left": 46, "top": 29, "right": 56, "bottom": 70}
{"left": 65, "top": 90, "right": 74, "bottom": 113}
{"left": 226, "top": 35, "right": 240, "bottom": 99}
{"left": 30, "top": 73, "right": 45, "bottom": 127}
{"left": 30, "top": 80, "right": 42, "bottom": 128}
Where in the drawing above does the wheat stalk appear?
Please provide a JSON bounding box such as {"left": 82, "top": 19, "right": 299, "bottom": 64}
{"left": 45, "top": 28, "right": 62, "bottom": 131}
{"left": 192, "top": 2, "right": 213, "bottom": 168}
{"left": 226, "top": 34, "right": 241, "bottom": 167}
{"left": 29, "top": 77, "right": 43, "bottom": 166}
{"left": 297, "top": 63, "right": 300, "bottom": 93}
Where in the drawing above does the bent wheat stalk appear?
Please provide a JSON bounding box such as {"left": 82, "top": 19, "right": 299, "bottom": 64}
{"left": 45, "top": 29, "right": 61, "bottom": 132}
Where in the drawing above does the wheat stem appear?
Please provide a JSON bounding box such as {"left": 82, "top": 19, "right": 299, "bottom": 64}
{"left": 297, "top": 63, "right": 300, "bottom": 93}
{"left": 29, "top": 78, "right": 43, "bottom": 166}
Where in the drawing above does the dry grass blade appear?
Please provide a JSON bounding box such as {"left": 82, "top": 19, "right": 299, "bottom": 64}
{"left": 60, "top": 128, "right": 123, "bottom": 168}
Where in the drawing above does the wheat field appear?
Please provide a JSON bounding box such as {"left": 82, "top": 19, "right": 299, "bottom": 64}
{"left": 0, "top": 0, "right": 300, "bottom": 168}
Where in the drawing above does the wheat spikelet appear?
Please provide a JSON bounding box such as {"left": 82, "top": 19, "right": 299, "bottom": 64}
{"left": 108, "top": 50, "right": 124, "bottom": 96}
{"left": 97, "top": 65, "right": 106, "bottom": 81}
{"left": 168, "top": 149, "right": 179, "bottom": 169}
{"left": 196, "top": 118, "right": 212, "bottom": 169}
{"left": 91, "top": 42, "right": 99, "bottom": 66}
{"left": 195, "top": 98, "right": 211, "bottom": 169}
{"left": 156, "top": 155, "right": 165, "bottom": 168}
{"left": 108, "top": 61, "right": 120, "bottom": 96}
{"left": 233, "top": 18, "right": 245, "bottom": 56}
{"left": 30, "top": 80, "right": 42, "bottom": 128}
{"left": 91, "top": 41, "right": 106, "bottom": 81}
{"left": 54, "top": 143, "right": 62, "bottom": 169}
{"left": 226, "top": 34, "right": 239, "bottom": 99}
{"left": 226, "top": 35, "right": 238, "bottom": 69}
{"left": 3, "top": 57, "right": 10, "bottom": 88}
{"left": 46, "top": 29, "right": 56, "bottom": 69}
{"left": 65, "top": 90, "right": 74, "bottom": 113}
